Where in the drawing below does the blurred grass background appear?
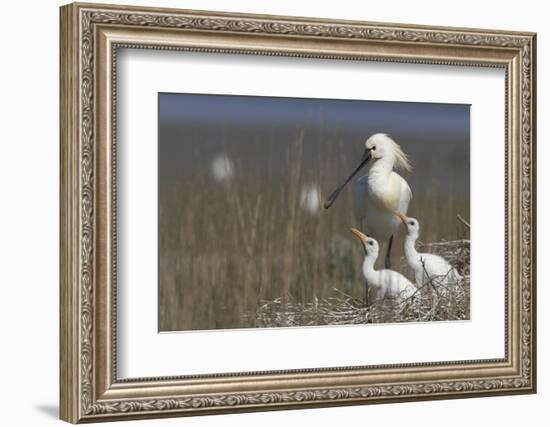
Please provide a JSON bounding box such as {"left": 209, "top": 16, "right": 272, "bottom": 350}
{"left": 159, "top": 127, "right": 470, "bottom": 331}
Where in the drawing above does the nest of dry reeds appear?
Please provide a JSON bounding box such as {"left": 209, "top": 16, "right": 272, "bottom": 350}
{"left": 250, "top": 238, "right": 470, "bottom": 327}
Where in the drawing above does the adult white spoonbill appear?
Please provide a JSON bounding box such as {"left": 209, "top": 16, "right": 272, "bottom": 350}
{"left": 395, "top": 212, "right": 462, "bottom": 290}
{"left": 350, "top": 228, "right": 417, "bottom": 303}
{"left": 325, "top": 133, "right": 412, "bottom": 268}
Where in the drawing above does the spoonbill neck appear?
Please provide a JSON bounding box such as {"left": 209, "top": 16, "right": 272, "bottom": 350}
{"left": 366, "top": 157, "right": 394, "bottom": 178}
{"left": 404, "top": 233, "right": 421, "bottom": 266}
{"left": 364, "top": 162, "right": 404, "bottom": 213}
{"left": 362, "top": 255, "right": 378, "bottom": 282}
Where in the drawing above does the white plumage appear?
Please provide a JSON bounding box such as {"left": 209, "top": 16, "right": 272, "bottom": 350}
{"left": 353, "top": 168, "right": 412, "bottom": 242}
{"left": 325, "top": 133, "right": 413, "bottom": 268}
{"left": 396, "top": 212, "right": 462, "bottom": 290}
{"left": 351, "top": 228, "right": 417, "bottom": 302}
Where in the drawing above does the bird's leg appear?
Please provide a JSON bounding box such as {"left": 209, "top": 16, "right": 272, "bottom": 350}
{"left": 364, "top": 280, "right": 372, "bottom": 323}
{"left": 385, "top": 235, "right": 394, "bottom": 269}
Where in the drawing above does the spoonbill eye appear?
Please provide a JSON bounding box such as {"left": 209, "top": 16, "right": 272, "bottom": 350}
{"left": 409, "top": 221, "right": 414, "bottom": 226}
{"left": 372, "top": 146, "right": 376, "bottom": 150}
{"left": 368, "top": 241, "right": 374, "bottom": 246}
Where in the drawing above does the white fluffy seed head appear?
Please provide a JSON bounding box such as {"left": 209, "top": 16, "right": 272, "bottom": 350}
{"left": 210, "top": 153, "right": 234, "bottom": 182}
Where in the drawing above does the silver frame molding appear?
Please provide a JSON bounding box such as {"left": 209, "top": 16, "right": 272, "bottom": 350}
{"left": 60, "top": 2, "right": 536, "bottom": 423}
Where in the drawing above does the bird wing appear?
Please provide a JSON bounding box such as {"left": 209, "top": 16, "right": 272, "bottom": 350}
{"left": 352, "top": 174, "right": 369, "bottom": 227}
{"left": 419, "top": 253, "right": 460, "bottom": 284}
{"left": 397, "top": 175, "right": 412, "bottom": 215}
{"left": 379, "top": 269, "right": 416, "bottom": 299}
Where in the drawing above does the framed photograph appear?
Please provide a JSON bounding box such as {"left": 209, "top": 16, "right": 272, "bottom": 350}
{"left": 60, "top": 2, "right": 536, "bottom": 423}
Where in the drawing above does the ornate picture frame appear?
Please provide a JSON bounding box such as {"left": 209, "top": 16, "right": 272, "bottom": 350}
{"left": 60, "top": 2, "right": 536, "bottom": 423}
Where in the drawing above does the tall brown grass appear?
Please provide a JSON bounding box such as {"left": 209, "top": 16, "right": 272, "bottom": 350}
{"left": 159, "top": 134, "right": 470, "bottom": 331}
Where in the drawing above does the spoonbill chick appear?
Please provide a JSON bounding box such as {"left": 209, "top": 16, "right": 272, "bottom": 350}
{"left": 351, "top": 228, "right": 417, "bottom": 303}
{"left": 395, "top": 212, "right": 462, "bottom": 290}
{"left": 325, "top": 134, "right": 412, "bottom": 268}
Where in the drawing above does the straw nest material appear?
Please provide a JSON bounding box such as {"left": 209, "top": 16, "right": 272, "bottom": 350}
{"left": 250, "top": 238, "right": 470, "bottom": 327}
